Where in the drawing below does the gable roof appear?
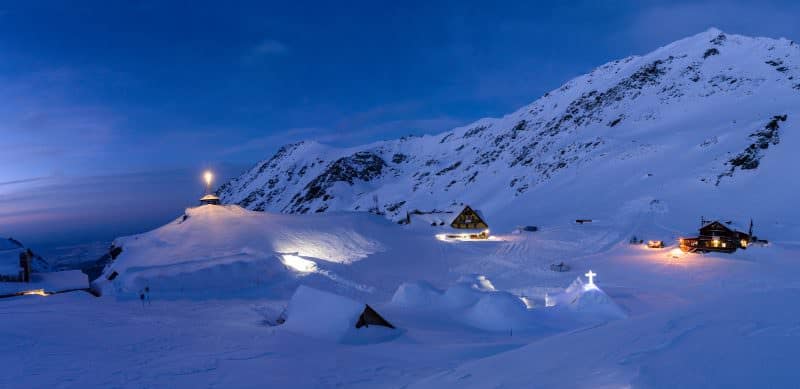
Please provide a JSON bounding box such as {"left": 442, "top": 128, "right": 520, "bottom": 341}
{"left": 700, "top": 220, "right": 751, "bottom": 236}
{"left": 701, "top": 220, "right": 734, "bottom": 232}
{"left": 449, "top": 205, "right": 489, "bottom": 230}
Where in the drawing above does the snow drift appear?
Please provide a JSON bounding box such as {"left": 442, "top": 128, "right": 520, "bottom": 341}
{"left": 546, "top": 277, "right": 627, "bottom": 320}
{"left": 390, "top": 275, "right": 535, "bottom": 332}
{"left": 282, "top": 285, "right": 398, "bottom": 343}
{"left": 92, "top": 205, "right": 388, "bottom": 299}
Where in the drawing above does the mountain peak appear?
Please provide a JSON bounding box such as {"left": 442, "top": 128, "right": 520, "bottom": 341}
{"left": 220, "top": 30, "right": 800, "bottom": 228}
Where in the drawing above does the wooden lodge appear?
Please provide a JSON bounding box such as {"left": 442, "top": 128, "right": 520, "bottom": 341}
{"left": 445, "top": 205, "right": 490, "bottom": 240}
{"left": 680, "top": 220, "right": 752, "bottom": 253}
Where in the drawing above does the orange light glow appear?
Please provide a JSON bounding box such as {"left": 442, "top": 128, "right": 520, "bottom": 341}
{"left": 203, "top": 171, "right": 214, "bottom": 187}
{"left": 22, "top": 289, "right": 48, "bottom": 296}
{"left": 669, "top": 248, "right": 684, "bottom": 259}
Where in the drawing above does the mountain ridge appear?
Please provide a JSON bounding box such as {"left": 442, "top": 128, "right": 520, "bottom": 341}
{"left": 218, "top": 28, "right": 800, "bottom": 230}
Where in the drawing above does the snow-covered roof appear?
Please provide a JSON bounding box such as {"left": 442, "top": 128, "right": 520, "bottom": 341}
{"left": 0, "top": 238, "right": 23, "bottom": 251}
{"left": 0, "top": 238, "right": 49, "bottom": 274}
{"left": 701, "top": 220, "right": 750, "bottom": 234}
{"left": 0, "top": 248, "right": 23, "bottom": 276}
{"left": 446, "top": 205, "right": 489, "bottom": 227}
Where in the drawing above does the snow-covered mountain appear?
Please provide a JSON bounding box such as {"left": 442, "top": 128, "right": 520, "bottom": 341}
{"left": 219, "top": 28, "right": 800, "bottom": 231}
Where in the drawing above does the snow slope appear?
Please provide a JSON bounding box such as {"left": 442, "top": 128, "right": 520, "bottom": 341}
{"left": 219, "top": 28, "right": 800, "bottom": 237}
{"left": 94, "top": 204, "right": 526, "bottom": 302}
{"left": 93, "top": 205, "right": 394, "bottom": 299}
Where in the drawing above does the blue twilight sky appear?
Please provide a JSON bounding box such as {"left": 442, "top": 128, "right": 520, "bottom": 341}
{"left": 2, "top": 0, "right": 800, "bottom": 247}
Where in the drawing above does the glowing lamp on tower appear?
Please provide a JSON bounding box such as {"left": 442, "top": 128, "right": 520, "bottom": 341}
{"left": 204, "top": 171, "right": 214, "bottom": 189}
{"left": 199, "top": 170, "right": 221, "bottom": 205}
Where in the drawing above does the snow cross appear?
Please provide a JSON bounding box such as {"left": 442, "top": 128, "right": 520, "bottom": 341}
{"left": 585, "top": 270, "right": 597, "bottom": 286}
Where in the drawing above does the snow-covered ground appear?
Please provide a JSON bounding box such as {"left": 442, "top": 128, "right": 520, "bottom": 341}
{"left": 0, "top": 270, "right": 88, "bottom": 296}
{"left": 3, "top": 202, "right": 800, "bottom": 388}
{"left": 5, "top": 28, "right": 800, "bottom": 387}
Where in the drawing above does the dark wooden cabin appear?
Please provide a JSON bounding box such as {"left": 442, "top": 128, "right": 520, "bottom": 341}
{"left": 680, "top": 220, "right": 752, "bottom": 253}
{"left": 450, "top": 205, "right": 489, "bottom": 230}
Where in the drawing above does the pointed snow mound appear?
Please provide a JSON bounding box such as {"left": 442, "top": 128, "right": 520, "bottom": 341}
{"left": 548, "top": 277, "right": 627, "bottom": 320}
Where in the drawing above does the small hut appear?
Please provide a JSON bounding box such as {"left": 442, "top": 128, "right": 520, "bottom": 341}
{"left": 199, "top": 170, "right": 220, "bottom": 205}
{"left": 199, "top": 194, "right": 221, "bottom": 206}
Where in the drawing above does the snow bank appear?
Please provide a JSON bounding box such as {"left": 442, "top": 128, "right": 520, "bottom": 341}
{"left": 441, "top": 274, "right": 497, "bottom": 310}
{"left": 463, "top": 291, "right": 530, "bottom": 331}
{"left": 392, "top": 274, "right": 626, "bottom": 332}
{"left": 390, "top": 275, "right": 535, "bottom": 332}
{"left": 390, "top": 281, "right": 444, "bottom": 309}
{"left": 0, "top": 270, "right": 88, "bottom": 296}
{"left": 93, "top": 205, "right": 389, "bottom": 299}
{"left": 282, "top": 285, "right": 398, "bottom": 343}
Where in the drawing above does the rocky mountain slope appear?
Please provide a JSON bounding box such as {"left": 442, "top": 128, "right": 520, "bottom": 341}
{"left": 219, "top": 29, "right": 800, "bottom": 231}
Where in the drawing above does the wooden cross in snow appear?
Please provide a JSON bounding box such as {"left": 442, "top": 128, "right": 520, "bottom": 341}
{"left": 585, "top": 270, "right": 597, "bottom": 285}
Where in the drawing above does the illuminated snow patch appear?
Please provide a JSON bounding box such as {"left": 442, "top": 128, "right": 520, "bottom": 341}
{"left": 582, "top": 283, "right": 600, "bottom": 292}
{"left": 669, "top": 248, "right": 684, "bottom": 259}
{"left": 281, "top": 254, "right": 318, "bottom": 273}
{"left": 22, "top": 289, "right": 49, "bottom": 296}
{"left": 273, "top": 231, "right": 382, "bottom": 264}
{"left": 475, "top": 275, "right": 496, "bottom": 291}
{"left": 435, "top": 233, "right": 503, "bottom": 242}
